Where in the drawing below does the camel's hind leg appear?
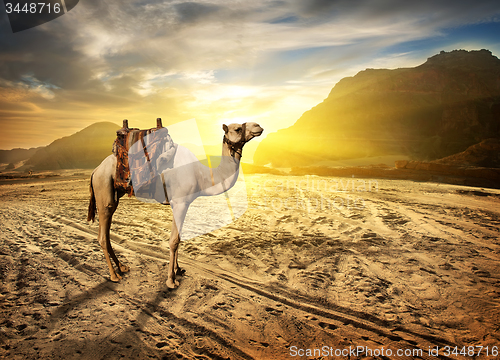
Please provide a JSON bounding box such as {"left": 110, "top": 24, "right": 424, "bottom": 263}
{"left": 107, "top": 240, "right": 130, "bottom": 274}
{"left": 97, "top": 203, "right": 122, "bottom": 282}
{"left": 91, "top": 155, "right": 129, "bottom": 282}
{"left": 98, "top": 208, "right": 130, "bottom": 281}
{"left": 96, "top": 201, "right": 130, "bottom": 281}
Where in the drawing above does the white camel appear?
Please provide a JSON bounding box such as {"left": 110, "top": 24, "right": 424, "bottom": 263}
{"left": 87, "top": 122, "right": 263, "bottom": 288}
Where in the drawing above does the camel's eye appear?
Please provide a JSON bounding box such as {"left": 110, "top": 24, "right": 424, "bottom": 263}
{"left": 236, "top": 127, "right": 242, "bottom": 132}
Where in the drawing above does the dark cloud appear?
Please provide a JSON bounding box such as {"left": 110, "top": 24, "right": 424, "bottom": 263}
{"left": 296, "top": 0, "right": 338, "bottom": 16}
{"left": 174, "top": 2, "right": 223, "bottom": 23}
{"left": 0, "top": 13, "right": 94, "bottom": 90}
{"left": 359, "top": 0, "right": 500, "bottom": 23}
{"left": 0, "top": 0, "right": 179, "bottom": 100}
{"left": 290, "top": 0, "right": 500, "bottom": 26}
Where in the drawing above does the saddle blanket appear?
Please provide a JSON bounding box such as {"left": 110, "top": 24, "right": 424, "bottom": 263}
{"left": 113, "top": 119, "right": 176, "bottom": 202}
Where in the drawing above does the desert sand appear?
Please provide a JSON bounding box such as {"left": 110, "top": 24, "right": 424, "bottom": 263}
{"left": 1, "top": 172, "right": 500, "bottom": 359}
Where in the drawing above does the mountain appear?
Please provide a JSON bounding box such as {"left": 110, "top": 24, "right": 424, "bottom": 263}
{"left": 433, "top": 138, "right": 500, "bottom": 168}
{"left": 0, "top": 147, "right": 42, "bottom": 164}
{"left": 254, "top": 49, "right": 500, "bottom": 168}
{"left": 25, "top": 122, "right": 120, "bottom": 170}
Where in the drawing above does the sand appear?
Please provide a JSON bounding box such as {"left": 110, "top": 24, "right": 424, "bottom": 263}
{"left": 1, "top": 172, "right": 500, "bottom": 359}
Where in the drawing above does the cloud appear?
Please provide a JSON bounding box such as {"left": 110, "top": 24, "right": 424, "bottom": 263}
{"left": 293, "top": 0, "right": 338, "bottom": 17}
{"left": 174, "top": 2, "right": 223, "bottom": 23}
{"left": 0, "top": 0, "right": 499, "bottom": 150}
{"left": 0, "top": 75, "right": 59, "bottom": 100}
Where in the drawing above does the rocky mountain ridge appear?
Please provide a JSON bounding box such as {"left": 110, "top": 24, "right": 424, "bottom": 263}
{"left": 254, "top": 49, "right": 500, "bottom": 168}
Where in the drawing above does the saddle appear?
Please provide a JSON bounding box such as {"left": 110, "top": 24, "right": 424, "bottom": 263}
{"left": 113, "top": 118, "right": 176, "bottom": 203}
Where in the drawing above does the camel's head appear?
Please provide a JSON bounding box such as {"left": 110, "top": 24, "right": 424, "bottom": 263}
{"left": 222, "top": 122, "right": 263, "bottom": 145}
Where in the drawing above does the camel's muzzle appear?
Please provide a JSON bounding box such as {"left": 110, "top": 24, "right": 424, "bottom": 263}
{"left": 252, "top": 128, "right": 263, "bottom": 136}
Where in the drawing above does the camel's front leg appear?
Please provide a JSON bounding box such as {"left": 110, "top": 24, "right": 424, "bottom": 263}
{"left": 166, "top": 203, "right": 188, "bottom": 289}
{"left": 166, "top": 224, "right": 180, "bottom": 289}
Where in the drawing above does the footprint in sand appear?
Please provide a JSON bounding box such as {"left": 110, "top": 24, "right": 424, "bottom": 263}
{"left": 265, "top": 307, "right": 283, "bottom": 316}
{"left": 318, "top": 322, "right": 338, "bottom": 331}
{"left": 472, "top": 267, "right": 491, "bottom": 277}
{"left": 288, "top": 259, "right": 307, "bottom": 269}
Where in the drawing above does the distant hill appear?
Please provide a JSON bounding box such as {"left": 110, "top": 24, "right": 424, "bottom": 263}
{"left": 0, "top": 147, "right": 42, "bottom": 164}
{"left": 254, "top": 49, "right": 500, "bottom": 167}
{"left": 25, "top": 122, "right": 120, "bottom": 170}
{"left": 433, "top": 138, "right": 500, "bottom": 168}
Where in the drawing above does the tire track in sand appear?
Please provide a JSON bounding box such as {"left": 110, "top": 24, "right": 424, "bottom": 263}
{"left": 4, "top": 202, "right": 463, "bottom": 360}
{"left": 1, "top": 202, "right": 255, "bottom": 360}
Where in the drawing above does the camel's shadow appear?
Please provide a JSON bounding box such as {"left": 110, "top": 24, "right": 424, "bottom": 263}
{"left": 43, "top": 277, "right": 182, "bottom": 358}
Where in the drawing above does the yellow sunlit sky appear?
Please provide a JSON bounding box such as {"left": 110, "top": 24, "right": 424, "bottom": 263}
{"left": 1, "top": 0, "right": 500, "bottom": 161}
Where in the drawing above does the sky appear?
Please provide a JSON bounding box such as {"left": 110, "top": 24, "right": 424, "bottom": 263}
{"left": 1, "top": 0, "right": 500, "bottom": 160}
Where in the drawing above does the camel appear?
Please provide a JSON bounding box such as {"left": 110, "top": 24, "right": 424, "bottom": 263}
{"left": 87, "top": 121, "right": 263, "bottom": 288}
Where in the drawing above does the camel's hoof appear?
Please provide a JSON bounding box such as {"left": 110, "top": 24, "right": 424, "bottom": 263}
{"left": 119, "top": 264, "right": 130, "bottom": 273}
{"left": 176, "top": 267, "right": 186, "bottom": 276}
{"left": 166, "top": 279, "right": 180, "bottom": 289}
{"left": 110, "top": 272, "right": 123, "bottom": 282}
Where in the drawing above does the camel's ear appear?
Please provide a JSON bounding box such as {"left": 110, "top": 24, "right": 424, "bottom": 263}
{"left": 223, "top": 124, "right": 228, "bottom": 133}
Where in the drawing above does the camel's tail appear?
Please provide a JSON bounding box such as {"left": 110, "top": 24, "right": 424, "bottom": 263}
{"left": 87, "top": 172, "right": 97, "bottom": 223}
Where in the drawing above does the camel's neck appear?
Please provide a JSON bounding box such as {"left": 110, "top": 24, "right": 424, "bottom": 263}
{"left": 201, "top": 142, "right": 241, "bottom": 196}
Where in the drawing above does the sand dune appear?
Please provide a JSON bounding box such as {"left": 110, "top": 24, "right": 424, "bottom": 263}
{"left": 1, "top": 173, "right": 499, "bottom": 359}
